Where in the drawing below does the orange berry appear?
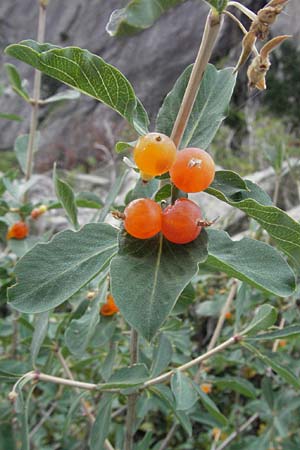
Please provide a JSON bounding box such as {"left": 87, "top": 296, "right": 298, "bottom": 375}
{"left": 31, "top": 204, "right": 47, "bottom": 220}
{"left": 225, "top": 311, "right": 232, "bottom": 320}
{"left": 278, "top": 339, "right": 287, "bottom": 348}
{"left": 161, "top": 198, "right": 202, "bottom": 244}
{"left": 124, "top": 198, "right": 162, "bottom": 239}
{"left": 6, "top": 222, "right": 29, "bottom": 240}
{"left": 100, "top": 294, "right": 119, "bottom": 316}
{"left": 200, "top": 383, "right": 212, "bottom": 394}
{"left": 170, "top": 147, "right": 215, "bottom": 193}
{"left": 133, "top": 132, "right": 177, "bottom": 176}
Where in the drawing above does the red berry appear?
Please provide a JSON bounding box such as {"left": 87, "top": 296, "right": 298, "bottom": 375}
{"left": 6, "top": 222, "right": 29, "bottom": 240}
{"left": 162, "top": 198, "right": 202, "bottom": 244}
{"left": 170, "top": 147, "right": 215, "bottom": 193}
{"left": 133, "top": 133, "right": 177, "bottom": 176}
{"left": 124, "top": 198, "right": 162, "bottom": 239}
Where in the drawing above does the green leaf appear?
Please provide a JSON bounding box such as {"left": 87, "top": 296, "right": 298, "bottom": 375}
{"left": 242, "top": 342, "right": 300, "bottom": 389}
{"left": 75, "top": 192, "right": 103, "bottom": 209}
{"left": 98, "top": 170, "right": 127, "bottom": 222}
{"left": 103, "top": 364, "right": 149, "bottom": 389}
{"left": 101, "top": 345, "right": 117, "bottom": 381}
{"left": 89, "top": 393, "right": 113, "bottom": 450}
{"left": 154, "top": 184, "right": 172, "bottom": 202}
{"left": 204, "top": 0, "right": 228, "bottom": 13}
{"left": 106, "top": 0, "right": 186, "bottom": 37}
{"left": 5, "top": 40, "right": 149, "bottom": 135}
{"left": 204, "top": 229, "right": 296, "bottom": 297}
{"left": 206, "top": 170, "right": 300, "bottom": 267}
{"left": 30, "top": 311, "right": 49, "bottom": 366}
{"left": 115, "top": 140, "right": 136, "bottom": 154}
{"left": 151, "top": 333, "right": 173, "bottom": 377}
{"left": 171, "top": 282, "right": 195, "bottom": 315}
{"left": 151, "top": 385, "right": 192, "bottom": 436}
{"left": 42, "top": 89, "right": 80, "bottom": 103}
{"left": 14, "top": 133, "right": 40, "bottom": 174}
{"left": 110, "top": 230, "right": 208, "bottom": 341}
{"left": 193, "top": 383, "right": 228, "bottom": 426}
{"left": 53, "top": 164, "right": 79, "bottom": 229}
{"left": 126, "top": 177, "right": 159, "bottom": 204}
{"left": 0, "top": 112, "right": 23, "bottom": 121}
{"left": 65, "top": 280, "right": 108, "bottom": 357}
{"left": 241, "top": 305, "right": 278, "bottom": 337}
{"left": 8, "top": 223, "right": 118, "bottom": 313}
{"left": 214, "top": 377, "right": 256, "bottom": 399}
{"left": 247, "top": 325, "right": 300, "bottom": 341}
{"left": 171, "top": 371, "right": 198, "bottom": 411}
{"left": 5, "top": 63, "right": 30, "bottom": 101}
{"left": 156, "top": 64, "right": 236, "bottom": 149}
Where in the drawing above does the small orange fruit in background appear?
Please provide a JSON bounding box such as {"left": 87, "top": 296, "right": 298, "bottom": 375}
{"left": 133, "top": 132, "right": 177, "bottom": 176}
{"left": 6, "top": 222, "right": 29, "bottom": 240}
{"left": 31, "top": 204, "right": 47, "bottom": 220}
{"left": 161, "top": 198, "right": 202, "bottom": 244}
{"left": 225, "top": 311, "right": 232, "bottom": 320}
{"left": 100, "top": 294, "right": 119, "bottom": 316}
{"left": 200, "top": 383, "right": 212, "bottom": 394}
{"left": 124, "top": 198, "right": 162, "bottom": 239}
{"left": 170, "top": 147, "right": 215, "bottom": 193}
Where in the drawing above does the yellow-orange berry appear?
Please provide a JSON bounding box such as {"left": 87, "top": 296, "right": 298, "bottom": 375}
{"left": 170, "top": 147, "right": 215, "bottom": 193}
{"left": 161, "top": 198, "right": 202, "bottom": 244}
{"left": 6, "top": 222, "right": 29, "bottom": 240}
{"left": 200, "top": 383, "right": 212, "bottom": 394}
{"left": 225, "top": 311, "right": 232, "bottom": 320}
{"left": 124, "top": 198, "right": 162, "bottom": 239}
{"left": 278, "top": 339, "right": 287, "bottom": 348}
{"left": 100, "top": 294, "right": 119, "bottom": 316}
{"left": 31, "top": 204, "right": 47, "bottom": 220}
{"left": 133, "top": 132, "right": 177, "bottom": 176}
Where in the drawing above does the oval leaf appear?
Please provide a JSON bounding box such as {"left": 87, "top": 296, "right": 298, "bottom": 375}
{"left": 171, "top": 371, "right": 198, "bottom": 411}
{"left": 206, "top": 170, "right": 300, "bottom": 267}
{"left": 89, "top": 393, "right": 113, "bottom": 450}
{"left": 247, "top": 325, "right": 300, "bottom": 341}
{"left": 241, "top": 305, "right": 278, "bottom": 337}
{"left": 5, "top": 40, "right": 149, "bottom": 135}
{"left": 106, "top": 0, "right": 186, "bottom": 37}
{"left": 8, "top": 224, "right": 118, "bottom": 313}
{"left": 65, "top": 280, "right": 108, "bottom": 357}
{"left": 103, "top": 364, "right": 149, "bottom": 389}
{"left": 156, "top": 64, "right": 236, "bottom": 149}
{"left": 204, "top": 229, "right": 296, "bottom": 297}
{"left": 110, "top": 230, "right": 208, "bottom": 341}
{"left": 53, "top": 164, "right": 79, "bottom": 229}
{"left": 30, "top": 311, "right": 49, "bottom": 366}
{"left": 151, "top": 333, "right": 173, "bottom": 377}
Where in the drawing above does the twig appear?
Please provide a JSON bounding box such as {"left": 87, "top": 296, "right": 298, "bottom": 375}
{"left": 144, "top": 334, "right": 241, "bottom": 388}
{"left": 170, "top": 10, "right": 223, "bottom": 149}
{"left": 124, "top": 329, "right": 139, "bottom": 450}
{"left": 25, "top": 1, "right": 47, "bottom": 186}
{"left": 227, "top": 1, "right": 257, "bottom": 21}
{"left": 194, "top": 281, "right": 238, "bottom": 383}
{"left": 215, "top": 413, "right": 259, "bottom": 450}
{"left": 29, "top": 402, "right": 57, "bottom": 438}
{"left": 272, "top": 318, "right": 286, "bottom": 353}
{"left": 158, "top": 422, "right": 178, "bottom": 450}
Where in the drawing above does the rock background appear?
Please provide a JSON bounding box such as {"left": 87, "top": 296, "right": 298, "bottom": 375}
{"left": 1, "top": 0, "right": 299, "bottom": 171}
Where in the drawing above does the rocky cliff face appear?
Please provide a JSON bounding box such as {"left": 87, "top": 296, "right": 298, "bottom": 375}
{"left": 0, "top": 0, "right": 298, "bottom": 170}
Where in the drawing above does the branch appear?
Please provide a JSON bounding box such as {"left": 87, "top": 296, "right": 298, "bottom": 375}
{"left": 215, "top": 413, "right": 259, "bottom": 450}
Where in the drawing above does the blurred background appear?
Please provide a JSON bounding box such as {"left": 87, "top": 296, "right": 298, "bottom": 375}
{"left": 0, "top": 0, "right": 299, "bottom": 227}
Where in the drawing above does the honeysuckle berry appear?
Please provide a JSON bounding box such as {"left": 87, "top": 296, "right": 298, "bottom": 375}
{"left": 133, "top": 132, "right": 177, "bottom": 176}
{"left": 170, "top": 147, "right": 215, "bottom": 193}
{"left": 124, "top": 198, "right": 162, "bottom": 239}
{"left": 100, "top": 294, "right": 119, "bottom": 316}
{"left": 161, "top": 198, "right": 202, "bottom": 244}
{"left": 6, "top": 221, "right": 29, "bottom": 240}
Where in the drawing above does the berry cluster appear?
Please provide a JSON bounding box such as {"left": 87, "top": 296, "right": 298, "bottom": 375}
{"left": 122, "top": 132, "right": 215, "bottom": 245}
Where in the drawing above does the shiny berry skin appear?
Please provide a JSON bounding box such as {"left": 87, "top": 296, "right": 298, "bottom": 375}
{"left": 162, "top": 198, "right": 202, "bottom": 244}
{"left": 100, "top": 294, "right": 119, "bottom": 316}
{"left": 133, "top": 132, "right": 177, "bottom": 176}
{"left": 6, "top": 221, "right": 29, "bottom": 240}
{"left": 124, "top": 198, "right": 162, "bottom": 239}
{"left": 169, "top": 147, "right": 215, "bottom": 193}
